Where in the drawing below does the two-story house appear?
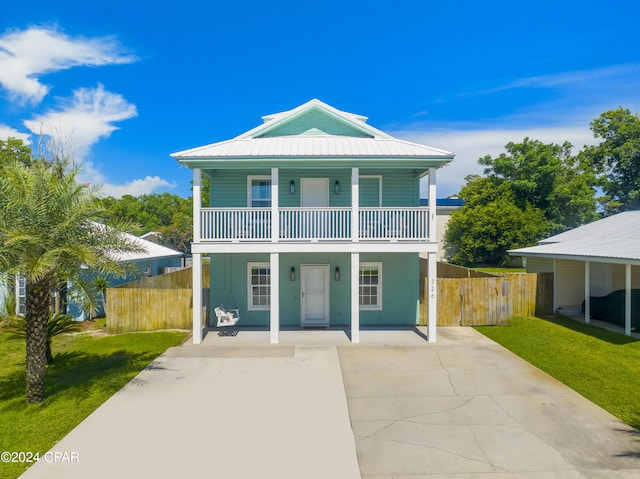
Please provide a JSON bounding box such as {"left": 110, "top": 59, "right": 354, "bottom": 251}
{"left": 172, "top": 99, "right": 453, "bottom": 344}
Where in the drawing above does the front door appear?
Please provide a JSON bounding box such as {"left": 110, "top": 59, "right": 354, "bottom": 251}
{"left": 301, "top": 178, "right": 329, "bottom": 207}
{"left": 301, "top": 265, "right": 330, "bottom": 327}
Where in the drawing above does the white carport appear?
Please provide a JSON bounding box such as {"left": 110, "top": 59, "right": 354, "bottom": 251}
{"left": 509, "top": 211, "right": 640, "bottom": 336}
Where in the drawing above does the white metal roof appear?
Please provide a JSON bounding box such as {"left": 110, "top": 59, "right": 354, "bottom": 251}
{"left": 109, "top": 232, "right": 185, "bottom": 263}
{"left": 540, "top": 211, "right": 640, "bottom": 244}
{"left": 172, "top": 135, "right": 453, "bottom": 159}
{"left": 509, "top": 211, "right": 640, "bottom": 264}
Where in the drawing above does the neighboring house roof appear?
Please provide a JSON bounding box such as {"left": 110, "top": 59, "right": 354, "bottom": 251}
{"left": 509, "top": 211, "right": 640, "bottom": 265}
{"left": 112, "top": 232, "right": 185, "bottom": 263}
{"left": 171, "top": 99, "right": 454, "bottom": 171}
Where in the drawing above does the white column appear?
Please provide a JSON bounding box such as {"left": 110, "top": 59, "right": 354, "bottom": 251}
{"left": 625, "top": 263, "right": 632, "bottom": 336}
{"left": 270, "top": 252, "right": 280, "bottom": 344}
{"left": 193, "top": 168, "right": 201, "bottom": 242}
{"left": 552, "top": 259, "right": 558, "bottom": 313}
{"left": 351, "top": 252, "right": 360, "bottom": 343}
{"left": 271, "top": 168, "right": 279, "bottom": 242}
{"left": 351, "top": 168, "right": 359, "bottom": 242}
{"left": 584, "top": 261, "right": 591, "bottom": 324}
{"left": 427, "top": 252, "right": 437, "bottom": 343}
{"left": 428, "top": 168, "right": 437, "bottom": 243}
{"left": 192, "top": 253, "right": 202, "bottom": 344}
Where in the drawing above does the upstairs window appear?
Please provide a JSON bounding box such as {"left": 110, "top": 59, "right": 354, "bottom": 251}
{"left": 248, "top": 176, "right": 272, "bottom": 208}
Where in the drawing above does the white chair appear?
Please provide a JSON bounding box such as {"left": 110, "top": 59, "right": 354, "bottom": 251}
{"left": 214, "top": 305, "right": 240, "bottom": 327}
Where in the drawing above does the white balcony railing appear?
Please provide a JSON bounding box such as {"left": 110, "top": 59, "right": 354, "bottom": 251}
{"left": 201, "top": 208, "right": 271, "bottom": 241}
{"left": 280, "top": 207, "right": 351, "bottom": 240}
{"left": 200, "top": 207, "right": 430, "bottom": 242}
{"left": 359, "top": 207, "right": 429, "bottom": 240}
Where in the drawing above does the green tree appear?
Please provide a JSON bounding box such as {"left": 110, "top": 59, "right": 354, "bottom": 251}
{"left": 0, "top": 159, "right": 141, "bottom": 404}
{"left": 582, "top": 107, "right": 640, "bottom": 213}
{"left": 479, "top": 137, "right": 598, "bottom": 234}
{"left": 101, "top": 192, "right": 193, "bottom": 253}
{"left": 0, "top": 137, "right": 32, "bottom": 170}
{"left": 445, "top": 177, "right": 548, "bottom": 266}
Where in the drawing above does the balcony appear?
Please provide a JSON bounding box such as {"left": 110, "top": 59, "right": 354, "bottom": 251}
{"left": 198, "top": 207, "right": 431, "bottom": 242}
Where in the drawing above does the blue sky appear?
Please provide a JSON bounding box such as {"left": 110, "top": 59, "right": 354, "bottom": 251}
{"left": 1, "top": 0, "right": 639, "bottom": 198}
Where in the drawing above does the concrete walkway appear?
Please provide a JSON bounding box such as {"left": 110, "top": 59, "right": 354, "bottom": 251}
{"left": 20, "top": 327, "right": 640, "bottom": 479}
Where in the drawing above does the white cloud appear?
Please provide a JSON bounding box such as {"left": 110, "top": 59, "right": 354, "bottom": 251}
{"left": 0, "top": 124, "right": 30, "bottom": 142}
{"left": 0, "top": 26, "right": 136, "bottom": 104}
{"left": 77, "top": 161, "right": 175, "bottom": 198}
{"left": 100, "top": 176, "right": 177, "bottom": 198}
{"left": 23, "top": 84, "right": 138, "bottom": 159}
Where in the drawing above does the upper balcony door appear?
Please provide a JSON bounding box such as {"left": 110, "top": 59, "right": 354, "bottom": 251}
{"left": 301, "top": 178, "right": 329, "bottom": 207}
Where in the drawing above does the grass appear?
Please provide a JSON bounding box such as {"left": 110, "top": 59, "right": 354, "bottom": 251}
{"left": 475, "top": 315, "right": 640, "bottom": 430}
{"left": 0, "top": 323, "right": 188, "bottom": 479}
{"left": 473, "top": 267, "right": 526, "bottom": 273}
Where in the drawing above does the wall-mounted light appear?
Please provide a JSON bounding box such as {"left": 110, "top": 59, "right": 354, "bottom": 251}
{"left": 290, "top": 266, "right": 296, "bottom": 281}
{"left": 335, "top": 266, "right": 340, "bottom": 281}
{"left": 334, "top": 180, "right": 340, "bottom": 194}
{"left": 290, "top": 180, "right": 295, "bottom": 194}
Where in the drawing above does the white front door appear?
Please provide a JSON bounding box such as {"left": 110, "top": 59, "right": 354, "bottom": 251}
{"left": 301, "top": 265, "right": 330, "bottom": 327}
{"left": 301, "top": 178, "right": 329, "bottom": 207}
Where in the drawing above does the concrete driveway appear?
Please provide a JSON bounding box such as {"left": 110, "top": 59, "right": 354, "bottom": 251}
{"left": 20, "top": 327, "right": 640, "bottom": 479}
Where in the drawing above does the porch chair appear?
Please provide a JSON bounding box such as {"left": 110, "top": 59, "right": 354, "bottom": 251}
{"left": 214, "top": 305, "right": 240, "bottom": 327}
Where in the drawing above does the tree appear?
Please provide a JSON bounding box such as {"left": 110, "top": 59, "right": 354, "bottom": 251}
{"left": 100, "top": 192, "right": 193, "bottom": 253}
{"left": 582, "top": 107, "right": 640, "bottom": 213}
{"left": 479, "top": 137, "right": 598, "bottom": 234}
{"left": 0, "top": 157, "right": 141, "bottom": 404}
{"left": 0, "top": 137, "right": 32, "bottom": 170}
{"left": 445, "top": 176, "right": 548, "bottom": 266}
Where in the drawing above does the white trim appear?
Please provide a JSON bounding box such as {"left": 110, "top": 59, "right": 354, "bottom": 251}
{"left": 427, "top": 252, "right": 437, "bottom": 342}
{"left": 192, "top": 241, "right": 439, "bottom": 254}
{"left": 360, "top": 175, "right": 382, "bottom": 206}
{"left": 584, "top": 261, "right": 590, "bottom": 324}
{"left": 301, "top": 178, "right": 329, "bottom": 207}
{"left": 359, "top": 262, "right": 382, "bottom": 310}
{"left": 428, "top": 168, "right": 436, "bottom": 243}
{"left": 300, "top": 264, "right": 330, "bottom": 327}
{"left": 247, "top": 175, "right": 272, "bottom": 208}
{"left": 193, "top": 169, "right": 201, "bottom": 242}
{"left": 270, "top": 253, "right": 279, "bottom": 344}
{"left": 351, "top": 168, "right": 359, "bottom": 242}
{"left": 247, "top": 262, "right": 271, "bottom": 310}
{"left": 351, "top": 253, "right": 360, "bottom": 343}
{"left": 192, "top": 253, "right": 202, "bottom": 344}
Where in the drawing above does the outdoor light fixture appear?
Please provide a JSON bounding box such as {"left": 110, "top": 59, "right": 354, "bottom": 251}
{"left": 290, "top": 266, "right": 296, "bottom": 281}
{"left": 335, "top": 266, "right": 340, "bottom": 281}
{"left": 290, "top": 180, "right": 295, "bottom": 194}
{"left": 334, "top": 180, "right": 340, "bottom": 194}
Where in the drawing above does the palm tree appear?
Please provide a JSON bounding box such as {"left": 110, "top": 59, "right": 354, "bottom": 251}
{"left": 0, "top": 159, "right": 142, "bottom": 404}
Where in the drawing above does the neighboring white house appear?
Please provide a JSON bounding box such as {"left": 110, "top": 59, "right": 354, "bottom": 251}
{"left": 0, "top": 229, "right": 186, "bottom": 320}
{"left": 509, "top": 211, "right": 640, "bottom": 335}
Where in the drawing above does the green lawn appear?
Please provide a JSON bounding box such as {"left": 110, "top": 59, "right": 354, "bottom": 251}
{"left": 473, "top": 267, "right": 526, "bottom": 273}
{"left": 475, "top": 316, "right": 640, "bottom": 430}
{"left": 0, "top": 325, "right": 188, "bottom": 479}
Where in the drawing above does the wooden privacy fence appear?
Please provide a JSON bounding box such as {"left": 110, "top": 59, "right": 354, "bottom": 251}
{"left": 106, "top": 264, "right": 210, "bottom": 333}
{"left": 420, "top": 272, "right": 553, "bottom": 327}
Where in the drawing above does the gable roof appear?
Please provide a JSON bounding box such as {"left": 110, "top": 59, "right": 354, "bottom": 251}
{"left": 107, "top": 229, "right": 185, "bottom": 263}
{"left": 509, "top": 211, "right": 640, "bottom": 265}
{"left": 237, "top": 99, "right": 392, "bottom": 140}
{"left": 171, "top": 99, "right": 454, "bottom": 168}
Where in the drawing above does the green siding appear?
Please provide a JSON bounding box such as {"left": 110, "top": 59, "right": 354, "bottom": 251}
{"left": 209, "top": 252, "right": 418, "bottom": 327}
{"left": 256, "top": 109, "right": 372, "bottom": 138}
{"left": 207, "top": 169, "right": 418, "bottom": 208}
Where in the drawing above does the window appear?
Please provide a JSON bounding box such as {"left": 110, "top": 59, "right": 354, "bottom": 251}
{"left": 17, "top": 276, "right": 26, "bottom": 316}
{"left": 359, "top": 263, "right": 382, "bottom": 310}
{"left": 248, "top": 176, "right": 272, "bottom": 208}
{"left": 248, "top": 263, "right": 270, "bottom": 310}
